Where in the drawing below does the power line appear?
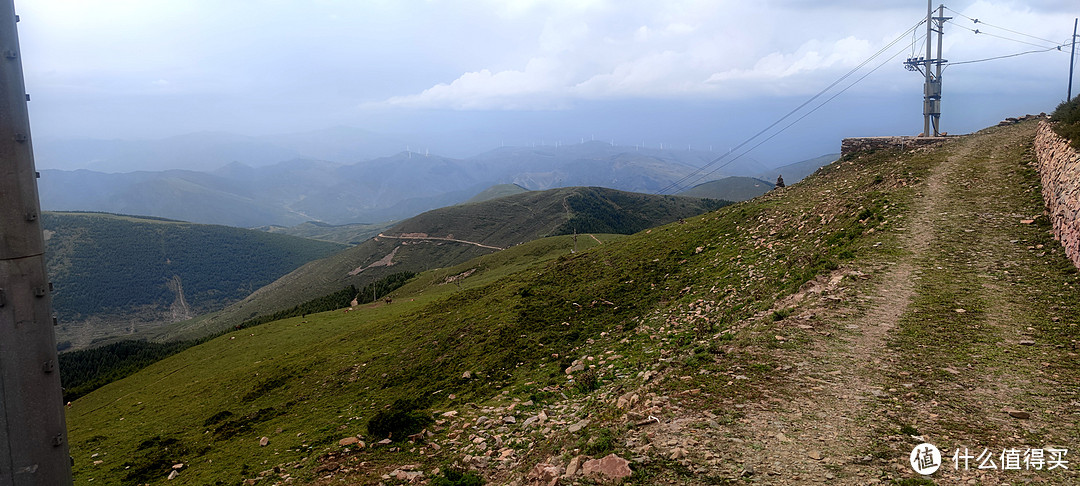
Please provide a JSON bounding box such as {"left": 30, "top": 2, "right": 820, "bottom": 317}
{"left": 947, "top": 44, "right": 1069, "bottom": 68}
{"left": 655, "top": 17, "right": 926, "bottom": 195}
{"left": 944, "top": 6, "right": 1062, "bottom": 46}
{"left": 677, "top": 34, "right": 922, "bottom": 191}
{"left": 953, "top": 23, "right": 1061, "bottom": 50}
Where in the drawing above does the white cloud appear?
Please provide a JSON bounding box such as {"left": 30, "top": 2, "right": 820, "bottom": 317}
{"left": 369, "top": 0, "right": 1072, "bottom": 111}
{"left": 376, "top": 57, "right": 575, "bottom": 110}
{"left": 707, "top": 37, "right": 874, "bottom": 84}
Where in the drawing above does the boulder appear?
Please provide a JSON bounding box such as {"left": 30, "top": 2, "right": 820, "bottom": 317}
{"left": 526, "top": 462, "right": 563, "bottom": 486}
{"left": 581, "top": 454, "right": 632, "bottom": 482}
{"left": 564, "top": 455, "right": 584, "bottom": 478}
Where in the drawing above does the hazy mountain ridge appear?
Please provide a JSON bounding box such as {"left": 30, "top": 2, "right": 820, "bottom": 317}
{"left": 34, "top": 127, "right": 408, "bottom": 172}
{"left": 37, "top": 138, "right": 818, "bottom": 227}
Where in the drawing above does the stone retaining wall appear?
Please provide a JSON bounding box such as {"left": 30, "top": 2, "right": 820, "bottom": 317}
{"left": 840, "top": 136, "right": 947, "bottom": 156}
{"left": 1034, "top": 121, "right": 1080, "bottom": 269}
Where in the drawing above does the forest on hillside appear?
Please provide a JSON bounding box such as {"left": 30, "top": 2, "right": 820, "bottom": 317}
{"left": 43, "top": 212, "right": 344, "bottom": 324}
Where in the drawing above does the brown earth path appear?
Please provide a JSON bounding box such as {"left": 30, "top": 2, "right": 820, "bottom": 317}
{"left": 634, "top": 122, "right": 1080, "bottom": 485}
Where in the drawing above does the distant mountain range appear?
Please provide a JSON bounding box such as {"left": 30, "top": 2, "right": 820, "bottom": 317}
{"left": 33, "top": 127, "right": 408, "bottom": 173}
{"left": 37, "top": 133, "right": 836, "bottom": 227}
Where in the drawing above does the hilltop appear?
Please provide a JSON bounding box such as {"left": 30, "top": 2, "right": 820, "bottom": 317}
{"left": 64, "top": 120, "right": 1080, "bottom": 485}
{"left": 160, "top": 186, "right": 729, "bottom": 340}
{"left": 258, "top": 221, "right": 392, "bottom": 245}
{"left": 42, "top": 212, "right": 344, "bottom": 350}
{"left": 677, "top": 176, "right": 774, "bottom": 201}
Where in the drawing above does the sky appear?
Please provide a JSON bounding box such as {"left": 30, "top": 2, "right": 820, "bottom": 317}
{"left": 13, "top": 0, "right": 1080, "bottom": 166}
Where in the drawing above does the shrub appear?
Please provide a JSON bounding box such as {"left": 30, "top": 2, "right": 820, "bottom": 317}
{"left": 583, "top": 428, "right": 617, "bottom": 456}
{"left": 573, "top": 368, "right": 601, "bottom": 393}
{"left": 367, "top": 399, "right": 433, "bottom": 441}
{"left": 1051, "top": 97, "right": 1080, "bottom": 150}
{"left": 432, "top": 468, "right": 484, "bottom": 486}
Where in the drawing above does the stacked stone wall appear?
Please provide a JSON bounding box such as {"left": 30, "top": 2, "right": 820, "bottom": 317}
{"left": 840, "top": 136, "right": 947, "bottom": 156}
{"left": 1034, "top": 121, "right": 1080, "bottom": 269}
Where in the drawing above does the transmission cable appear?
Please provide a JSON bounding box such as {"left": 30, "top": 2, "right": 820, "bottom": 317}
{"left": 677, "top": 35, "right": 921, "bottom": 191}
{"left": 944, "top": 6, "right": 1062, "bottom": 46}
{"left": 655, "top": 17, "right": 925, "bottom": 195}
{"left": 946, "top": 44, "right": 1070, "bottom": 69}
{"left": 952, "top": 24, "right": 1060, "bottom": 50}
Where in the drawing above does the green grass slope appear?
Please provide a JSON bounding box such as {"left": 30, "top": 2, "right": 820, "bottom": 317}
{"left": 462, "top": 183, "right": 530, "bottom": 204}
{"left": 160, "top": 187, "right": 728, "bottom": 340}
{"left": 43, "top": 212, "right": 345, "bottom": 350}
{"left": 258, "top": 221, "right": 393, "bottom": 245}
{"left": 70, "top": 120, "right": 1080, "bottom": 485}
{"left": 678, "top": 176, "right": 774, "bottom": 201}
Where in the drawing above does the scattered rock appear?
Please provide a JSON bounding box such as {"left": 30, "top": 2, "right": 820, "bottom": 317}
{"left": 808, "top": 450, "right": 823, "bottom": 461}
{"left": 339, "top": 437, "right": 360, "bottom": 447}
{"left": 503, "top": 415, "right": 517, "bottom": 424}
{"left": 1007, "top": 410, "right": 1031, "bottom": 419}
{"left": 581, "top": 454, "right": 632, "bottom": 482}
{"left": 526, "top": 462, "right": 563, "bottom": 486}
{"left": 389, "top": 467, "right": 425, "bottom": 482}
{"left": 167, "top": 470, "right": 179, "bottom": 480}
{"left": 741, "top": 464, "right": 755, "bottom": 477}
{"left": 568, "top": 419, "right": 590, "bottom": 433}
{"left": 564, "top": 455, "right": 584, "bottom": 478}
{"left": 171, "top": 463, "right": 184, "bottom": 470}
{"left": 462, "top": 371, "right": 472, "bottom": 379}
{"left": 259, "top": 437, "right": 269, "bottom": 447}
{"left": 1019, "top": 340, "right": 1036, "bottom": 346}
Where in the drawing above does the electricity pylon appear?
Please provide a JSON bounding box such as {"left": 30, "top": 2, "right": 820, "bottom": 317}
{"left": 904, "top": 1, "right": 951, "bottom": 136}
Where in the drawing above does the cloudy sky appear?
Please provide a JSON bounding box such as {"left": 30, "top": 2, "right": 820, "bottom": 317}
{"left": 14, "top": 0, "right": 1080, "bottom": 165}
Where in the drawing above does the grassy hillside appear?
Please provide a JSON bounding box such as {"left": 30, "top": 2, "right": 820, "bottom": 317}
{"left": 463, "top": 183, "right": 530, "bottom": 204}
{"left": 756, "top": 153, "right": 839, "bottom": 184}
{"left": 678, "top": 176, "right": 774, "bottom": 201}
{"left": 43, "top": 212, "right": 345, "bottom": 350}
{"left": 67, "top": 120, "right": 1080, "bottom": 485}
{"left": 258, "top": 220, "right": 392, "bottom": 245}
{"left": 160, "top": 187, "right": 728, "bottom": 340}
